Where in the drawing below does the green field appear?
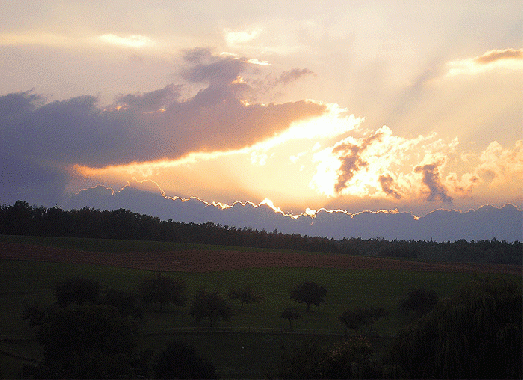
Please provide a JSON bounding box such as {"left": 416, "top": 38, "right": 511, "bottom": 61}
{"left": 0, "top": 236, "right": 518, "bottom": 378}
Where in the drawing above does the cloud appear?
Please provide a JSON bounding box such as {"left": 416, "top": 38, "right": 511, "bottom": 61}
{"left": 475, "top": 48, "right": 523, "bottom": 64}
{"left": 333, "top": 133, "right": 383, "bottom": 193}
{"left": 309, "top": 126, "right": 474, "bottom": 203}
{"left": 0, "top": 50, "right": 329, "bottom": 205}
{"left": 114, "top": 84, "right": 181, "bottom": 112}
{"left": 477, "top": 140, "right": 523, "bottom": 188}
{"left": 446, "top": 48, "right": 523, "bottom": 77}
{"left": 224, "top": 29, "right": 262, "bottom": 46}
{"left": 276, "top": 68, "right": 315, "bottom": 85}
{"left": 379, "top": 175, "right": 402, "bottom": 199}
{"left": 414, "top": 163, "right": 453, "bottom": 203}
{"left": 181, "top": 48, "right": 247, "bottom": 86}
{"left": 65, "top": 183, "right": 523, "bottom": 242}
{"left": 98, "top": 34, "right": 154, "bottom": 48}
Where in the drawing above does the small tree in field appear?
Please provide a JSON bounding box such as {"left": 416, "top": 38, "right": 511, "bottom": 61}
{"left": 280, "top": 307, "right": 301, "bottom": 330}
{"left": 138, "top": 273, "right": 186, "bottom": 312}
{"left": 190, "top": 290, "right": 232, "bottom": 328}
{"left": 290, "top": 281, "right": 327, "bottom": 312}
{"left": 228, "top": 284, "right": 264, "bottom": 308}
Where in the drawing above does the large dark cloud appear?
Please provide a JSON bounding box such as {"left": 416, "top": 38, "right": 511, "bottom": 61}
{"left": 0, "top": 50, "right": 326, "bottom": 205}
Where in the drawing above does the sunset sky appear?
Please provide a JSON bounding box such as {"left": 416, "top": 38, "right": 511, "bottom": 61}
{"left": 1, "top": 0, "right": 522, "bottom": 219}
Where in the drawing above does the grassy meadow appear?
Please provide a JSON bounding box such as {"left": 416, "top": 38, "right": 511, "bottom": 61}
{"left": 0, "top": 235, "right": 518, "bottom": 378}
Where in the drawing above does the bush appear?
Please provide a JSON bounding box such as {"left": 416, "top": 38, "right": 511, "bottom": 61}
{"left": 153, "top": 341, "right": 218, "bottom": 379}
{"left": 55, "top": 277, "right": 100, "bottom": 307}
{"left": 339, "top": 307, "right": 388, "bottom": 331}
{"left": 389, "top": 277, "right": 522, "bottom": 379}
{"left": 35, "top": 304, "right": 140, "bottom": 378}
{"left": 399, "top": 288, "right": 438, "bottom": 318}
{"left": 278, "top": 337, "right": 378, "bottom": 379}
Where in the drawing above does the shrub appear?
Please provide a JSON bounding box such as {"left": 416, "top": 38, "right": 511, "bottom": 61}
{"left": 55, "top": 277, "right": 100, "bottom": 307}
{"left": 399, "top": 288, "right": 438, "bottom": 318}
{"left": 339, "top": 307, "right": 388, "bottom": 331}
{"left": 153, "top": 341, "right": 218, "bottom": 379}
{"left": 35, "top": 304, "right": 140, "bottom": 378}
{"left": 278, "top": 337, "right": 378, "bottom": 379}
{"left": 389, "top": 277, "right": 522, "bottom": 379}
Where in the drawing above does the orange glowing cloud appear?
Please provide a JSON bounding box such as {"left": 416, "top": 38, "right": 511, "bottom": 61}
{"left": 446, "top": 48, "right": 523, "bottom": 77}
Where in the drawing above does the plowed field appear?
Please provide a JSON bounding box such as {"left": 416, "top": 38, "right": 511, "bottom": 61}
{"left": 1, "top": 242, "right": 520, "bottom": 275}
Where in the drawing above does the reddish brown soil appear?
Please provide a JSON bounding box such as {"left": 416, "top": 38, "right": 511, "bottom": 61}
{"left": 0, "top": 242, "right": 521, "bottom": 275}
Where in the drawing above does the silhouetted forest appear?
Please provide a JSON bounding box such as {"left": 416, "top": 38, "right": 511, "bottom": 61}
{"left": 1, "top": 201, "right": 521, "bottom": 265}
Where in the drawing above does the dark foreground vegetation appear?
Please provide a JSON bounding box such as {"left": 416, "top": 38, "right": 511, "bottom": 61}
{"left": 2, "top": 266, "right": 521, "bottom": 379}
{"left": 1, "top": 201, "right": 521, "bottom": 264}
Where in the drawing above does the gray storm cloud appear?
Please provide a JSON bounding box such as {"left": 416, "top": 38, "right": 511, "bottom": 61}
{"left": 415, "top": 163, "right": 453, "bottom": 202}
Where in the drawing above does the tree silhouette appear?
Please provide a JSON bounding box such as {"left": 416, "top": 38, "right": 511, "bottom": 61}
{"left": 190, "top": 290, "right": 232, "bottom": 328}
{"left": 280, "top": 307, "right": 301, "bottom": 330}
{"left": 228, "top": 284, "right": 264, "bottom": 308}
{"left": 138, "top": 273, "right": 186, "bottom": 312}
{"left": 290, "top": 281, "right": 327, "bottom": 312}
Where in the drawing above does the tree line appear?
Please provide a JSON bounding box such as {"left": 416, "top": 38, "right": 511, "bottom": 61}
{"left": 1, "top": 201, "right": 521, "bottom": 264}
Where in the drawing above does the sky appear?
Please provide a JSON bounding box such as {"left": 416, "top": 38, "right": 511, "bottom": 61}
{"left": 1, "top": 0, "right": 522, "bottom": 224}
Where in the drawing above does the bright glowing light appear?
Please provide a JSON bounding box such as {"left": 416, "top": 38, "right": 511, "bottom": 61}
{"left": 98, "top": 34, "right": 153, "bottom": 48}
{"left": 224, "top": 29, "right": 261, "bottom": 45}
{"left": 247, "top": 58, "right": 270, "bottom": 66}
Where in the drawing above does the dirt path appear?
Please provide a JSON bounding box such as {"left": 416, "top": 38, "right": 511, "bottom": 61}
{"left": 0, "top": 242, "right": 520, "bottom": 275}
